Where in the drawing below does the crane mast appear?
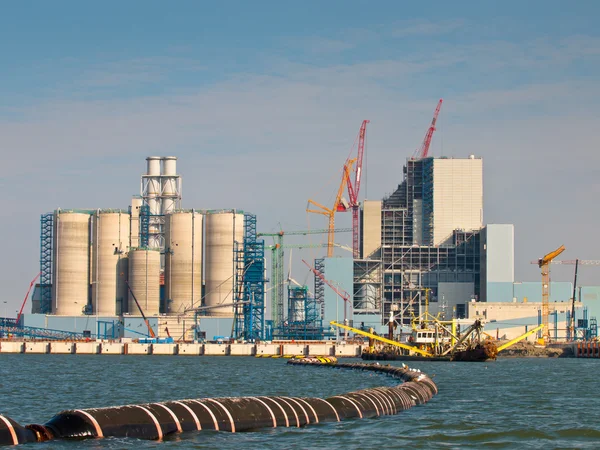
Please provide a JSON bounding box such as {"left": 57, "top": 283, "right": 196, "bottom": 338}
{"left": 530, "top": 258, "right": 600, "bottom": 341}
{"left": 258, "top": 227, "right": 352, "bottom": 328}
{"left": 537, "top": 245, "right": 565, "bottom": 342}
{"left": 307, "top": 159, "right": 354, "bottom": 257}
{"left": 302, "top": 259, "right": 351, "bottom": 338}
{"left": 346, "top": 120, "right": 369, "bottom": 258}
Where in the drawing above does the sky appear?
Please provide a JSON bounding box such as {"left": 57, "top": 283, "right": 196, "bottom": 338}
{"left": 1, "top": 1, "right": 599, "bottom": 315}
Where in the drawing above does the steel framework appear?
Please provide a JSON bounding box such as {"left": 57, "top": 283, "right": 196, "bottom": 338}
{"left": 378, "top": 158, "right": 482, "bottom": 326}
{"left": 274, "top": 286, "right": 324, "bottom": 340}
{"left": 138, "top": 204, "right": 150, "bottom": 248}
{"left": 234, "top": 214, "right": 266, "bottom": 341}
{"left": 39, "top": 213, "right": 54, "bottom": 314}
{"left": 314, "top": 258, "right": 326, "bottom": 319}
{"left": 258, "top": 228, "right": 351, "bottom": 330}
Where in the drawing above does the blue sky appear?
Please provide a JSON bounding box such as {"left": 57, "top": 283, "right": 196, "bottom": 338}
{"left": 1, "top": 1, "right": 599, "bottom": 314}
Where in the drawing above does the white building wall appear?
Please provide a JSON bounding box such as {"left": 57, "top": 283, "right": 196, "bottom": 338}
{"left": 432, "top": 157, "right": 483, "bottom": 246}
{"left": 485, "top": 224, "right": 514, "bottom": 282}
{"left": 361, "top": 200, "right": 381, "bottom": 258}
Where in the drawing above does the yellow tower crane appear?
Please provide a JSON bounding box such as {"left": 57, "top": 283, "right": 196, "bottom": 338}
{"left": 538, "top": 245, "right": 565, "bottom": 342}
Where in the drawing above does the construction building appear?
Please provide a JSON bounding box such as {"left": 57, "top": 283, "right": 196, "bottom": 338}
{"left": 355, "top": 155, "right": 484, "bottom": 327}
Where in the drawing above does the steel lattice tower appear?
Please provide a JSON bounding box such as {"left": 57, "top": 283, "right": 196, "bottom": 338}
{"left": 234, "top": 214, "right": 266, "bottom": 341}
{"left": 39, "top": 213, "right": 54, "bottom": 314}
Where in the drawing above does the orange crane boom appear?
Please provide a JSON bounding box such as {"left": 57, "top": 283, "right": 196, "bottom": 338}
{"left": 307, "top": 159, "right": 354, "bottom": 257}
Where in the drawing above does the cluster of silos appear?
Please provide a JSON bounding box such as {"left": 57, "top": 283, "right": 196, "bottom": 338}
{"left": 52, "top": 209, "right": 131, "bottom": 316}
{"left": 163, "top": 210, "right": 243, "bottom": 317}
{"left": 50, "top": 208, "right": 247, "bottom": 318}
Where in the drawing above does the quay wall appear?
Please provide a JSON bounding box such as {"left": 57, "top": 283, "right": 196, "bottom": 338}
{"left": 0, "top": 341, "right": 364, "bottom": 357}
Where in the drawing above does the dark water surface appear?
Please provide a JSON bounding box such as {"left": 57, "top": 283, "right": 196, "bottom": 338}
{"left": 0, "top": 355, "right": 598, "bottom": 449}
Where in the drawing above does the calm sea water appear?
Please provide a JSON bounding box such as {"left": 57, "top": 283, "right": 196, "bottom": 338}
{"left": 0, "top": 355, "right": 598, "bottom": 449}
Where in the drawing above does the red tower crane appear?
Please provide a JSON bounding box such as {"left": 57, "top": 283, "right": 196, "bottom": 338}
{"left": 414, "top": 99, "right": 443, "bottom": 159}
{"left": 302, "top": 259, "right": 351, "bottom": 337}
{"left": 344, "top": 119, "right": 369, "bottom": 258}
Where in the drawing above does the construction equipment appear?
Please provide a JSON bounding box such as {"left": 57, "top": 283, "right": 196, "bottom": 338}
{"left": 258, "top": 228, "right": 352, "bottom": 329}
{"left": 570, "top": 259, "right": 579, "bottom": 340}
{"left": 496, "top": 324, "right": 544, "bottom": 352}
{"left": 529, "top": 258, "right": 600, "bottom": 341}
{"left": 413, "top": 99, "right": 443, "bottom": 159}
{"left": 16, "top": 272, "right": 41, "bottom": 325}
{"left": 307, "top": 159, "right": 355, "bottom": 257}
{"left": 303, "top": 259, "right": 351, "bottom": 338}
{"left": 124, "top": 280, "right": 156, "bottom": 339}
{"left": 537, "top": 245, "right": 566, "bottom": 342}
{"left": 340, "top": 120, "right": 369, "bottom": 258}
{"left": 330, "top": 320, "right": 433, "bottom": 357}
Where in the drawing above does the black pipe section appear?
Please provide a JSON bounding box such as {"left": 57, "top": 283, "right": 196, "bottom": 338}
{"left": 0, "top": 359, "right": 437, "bottom": 446}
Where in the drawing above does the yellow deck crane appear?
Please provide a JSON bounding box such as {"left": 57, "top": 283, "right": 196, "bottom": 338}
{"left": 496, "top": 324, "right": 544, "bottom": 352}
{"left": 330, "top": 321, "right": 434, "bottom": 357}
{"left": 538, "top": 245, "right": 565, "bottom": 342}
{"left": 307, "top": 159, "right": 355, "bottom": 257}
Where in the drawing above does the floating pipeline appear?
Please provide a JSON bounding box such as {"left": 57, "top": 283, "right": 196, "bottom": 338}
{"left": 0, "top": 359, "right": 437, "bottom": 446}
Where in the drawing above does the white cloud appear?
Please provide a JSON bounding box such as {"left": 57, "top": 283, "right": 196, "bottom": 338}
{"left": 1, "top": 28, "right": 600, "bottom": 309}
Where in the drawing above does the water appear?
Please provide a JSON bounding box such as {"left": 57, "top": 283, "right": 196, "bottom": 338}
{"left": 0, "top": 355, "right": 598, "bottom": 449}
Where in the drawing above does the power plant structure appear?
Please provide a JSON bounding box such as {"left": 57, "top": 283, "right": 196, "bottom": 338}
{"left": 25, "top": 111, "right": 599, "bottom": 344}
{"left": 34, "top": 157, "right": 266, "bottom": 342}
{"left": 354, "top": 154, "right": 484, "bottom": 326}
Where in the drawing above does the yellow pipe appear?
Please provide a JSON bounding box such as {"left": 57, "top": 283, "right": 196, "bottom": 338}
{"left": 496, "top": 324, "right": 545, "bottom": 352}
{"left": 451, "top": 319, "right": 456, "bottom": 347}
{"left": 329, "top": 321, "right": 433, "bottom": 357}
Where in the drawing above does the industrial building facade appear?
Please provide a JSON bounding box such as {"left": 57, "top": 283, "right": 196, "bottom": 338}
{"left": 355, "top": 155, "right": 484, "bottom": 325}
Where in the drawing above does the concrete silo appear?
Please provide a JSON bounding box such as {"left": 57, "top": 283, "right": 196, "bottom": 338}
{"left": 204, "top": 211, "right": 244, "bottom": 317}
{"left": 128, "top": 248, "right": 160, "bottom": 316}
{"left": 52, "top": 211, "right": 91, "bottom": 316}
{"left": 91, "top": 210, "right": 130, "bottom": 316}
{"left": 165, "top": 211, "right": 202, "bottom": 315}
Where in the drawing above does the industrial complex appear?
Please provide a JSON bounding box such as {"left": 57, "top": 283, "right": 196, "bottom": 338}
{"left": 3, "top": 101, "right": 599, "bottom": 348}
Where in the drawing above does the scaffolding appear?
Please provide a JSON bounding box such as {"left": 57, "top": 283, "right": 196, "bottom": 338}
{"left": 257, "top": 228, "right": 351, "bottom": 330}
{"left": 136, "top": 204, "right": 150, "bottom": 248}
{"left": 234, "top": 214, "right": 266, "bottom": 341}
{"left": 39, "top": 213, "right": 54, "bottom": 314}
{"left": 376, "top": 157, "right": 481, "bottom": 326}
{"left": 314, "top": 258, "right": 326, "bottom": 319}
{"left": 353, "top": 259, "right": 382, "bottom": 313}
{"left": 273, "top": 286, "right": 324, "bottom": 340}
